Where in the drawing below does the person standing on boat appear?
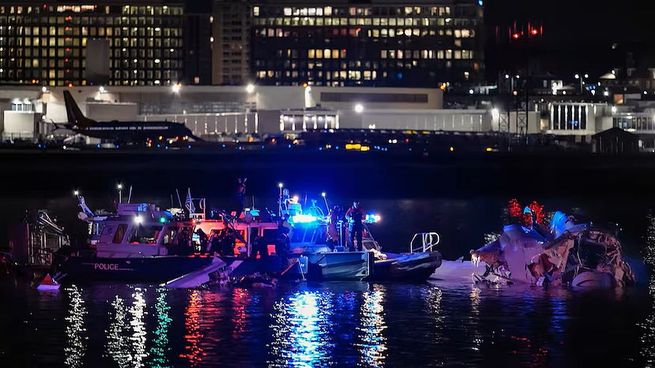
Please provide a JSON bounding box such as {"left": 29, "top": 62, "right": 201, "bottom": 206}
{"left": 327, "top": 205, "right": 342, "bottom": 251}
{"left": 346, "top": 201, "right": 365, "bottom": 251}
{"left": 195, "top": 228, "right": 208, "bottom": 254}
{"left": 235, "top": 177, "right": 247, "bottom": 219}
{"left": 275, "top": 226, "right": 291, "bottom": 263}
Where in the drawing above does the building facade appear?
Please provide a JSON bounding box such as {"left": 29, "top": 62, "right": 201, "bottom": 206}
{"left": 212, "top": 1, "right": 251, "bottom": 85}
{"left": 214, "top": 0, "right": 484, "bottom": 88}
{"left": 0, "top": 1, "right": 211, "bottom": 87}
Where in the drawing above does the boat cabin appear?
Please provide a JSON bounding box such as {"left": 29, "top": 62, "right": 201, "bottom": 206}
{"left": 93, "top": 203, "right": 193, "bottom": 258}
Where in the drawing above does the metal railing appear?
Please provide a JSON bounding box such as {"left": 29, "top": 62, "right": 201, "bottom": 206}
{"left": 409, "top": 232, "right": 440, "bottom": 253}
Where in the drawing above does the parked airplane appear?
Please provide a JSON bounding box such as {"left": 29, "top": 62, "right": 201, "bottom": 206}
{"left": 54, "top": 91, "right": 201, "bottom": 143}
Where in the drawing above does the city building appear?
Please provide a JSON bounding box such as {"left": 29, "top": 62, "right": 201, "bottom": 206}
{"left": 212, "top": 0, "right": 251, "bottom": 85}
{"left": 0, "top": 1, "right": 211, "bottom": 87}
{"left": 213, "top": 0, "right": 485, "bottom": 88}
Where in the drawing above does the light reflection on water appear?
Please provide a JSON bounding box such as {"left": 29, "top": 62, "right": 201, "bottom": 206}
{"left": 468, "top": 287, "right": 483, "bottom": 353}
{"left": 149, "top": 289, "right": 172, "bottom": 368}
{"left": 356, "top": 284, "right": 387, "bottom": 367}
{"left": 63, "top": 285, "right": 87, "bottom": 368}
{"left": 105, "top": 289, "right": 148, "bottom": 368}
{"left": 268, "top": 290, "right": 335, "bottom": 367}
{"left": 179, "top": 289, "right": 204, "bottom": 366}
{"left": 19, "top": 276, "right": 650, "bottom": 367}
{"left": 640, "top": 213, "right": 655, "bottom": 365}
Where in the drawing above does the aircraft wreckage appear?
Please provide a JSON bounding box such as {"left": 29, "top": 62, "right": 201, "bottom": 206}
{"left": 470, "top": 199, "right": 635, "bottom": 288}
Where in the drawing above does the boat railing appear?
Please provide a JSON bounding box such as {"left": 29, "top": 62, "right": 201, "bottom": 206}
{"left": 409, "top": 232, "right": 440, "bottom": 253}
{"left": 189, "top": 198, "right": 206, "bottom": 221}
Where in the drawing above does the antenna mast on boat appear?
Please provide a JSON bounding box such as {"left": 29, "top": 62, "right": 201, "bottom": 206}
{"left": 127, "top": 185, "right": 133, "bottom": 204}
{"left": 175, "top": 189, "right": 182, "bottom": 207}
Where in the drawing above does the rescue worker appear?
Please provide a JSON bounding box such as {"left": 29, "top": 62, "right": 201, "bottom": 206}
{"left": 235, "top": 177, "right": 247, "bottom": 218}
{"left": 345, "top": 201, "right": 365, "bottom": 251}
{"left": 275, "top": 226, "right": 291, "bottom": 262}
{"left": 195, "top": 228, "right": 208, "bottom": 253}
{"left": 250, "top": 233, "right": 268, "bottom": 260}
{"left": 208, "top": 229, "right": 221, "bottom": 254}
{"left": 327, "top": 205, "right": 342, "bottom": 251}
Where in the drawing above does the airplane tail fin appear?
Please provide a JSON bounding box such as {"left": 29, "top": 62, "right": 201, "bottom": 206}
{"left": 63, "top": 90, "right": 95, "bottom": 126}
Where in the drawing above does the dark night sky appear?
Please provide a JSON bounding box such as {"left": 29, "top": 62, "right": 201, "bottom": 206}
{"left": 484, "top": 0, "right": 655, "bottom": 78}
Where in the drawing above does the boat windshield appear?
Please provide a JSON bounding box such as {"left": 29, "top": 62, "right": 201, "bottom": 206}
{"left": 112, "top": 224, "right": 127, "bottom": 244}
{"left": 162, "top": 227, "right": 179, "bottom": 246}
{"left": 129, "top": 225, "right": 163, "bottom": 245}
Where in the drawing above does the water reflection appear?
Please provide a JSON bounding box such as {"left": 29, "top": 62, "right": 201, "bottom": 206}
{"left": 180, "top": 289, "right": 204, "bottom": 366}
{"left": 231, "top": 288, "right": 251, "bottom": 340}
{"left": 105, "top": 288, "right": 149, "bottom": 368}
{"left": 469, "top": 287, "right": 483, "bottom": 352}
{"left": 149, "top": 289, "right": 171, "bottom": 368}
{"left": 423, "top": 285, "right": 444, "bottom": 343}
{"left": 268, "top": 291, "right": 335, "bottom": 367}
{"left": 640, "top": 213, "right": 655, "bottom": 365}
{"left": 356, "top": 284, "right": 387, "bottom": 367}
{"left": 64, "top": 285, "right": 87, "bottom": 368}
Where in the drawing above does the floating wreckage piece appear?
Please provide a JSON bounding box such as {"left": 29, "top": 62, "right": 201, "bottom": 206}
{"left": 164, "top": 258, "right": 228, "bottom": 288}
{"left": 471, "top": 200, "right": 636, "bottom": 288}
{"left": 36, "top": 273, "right": 61, "bottom": 291}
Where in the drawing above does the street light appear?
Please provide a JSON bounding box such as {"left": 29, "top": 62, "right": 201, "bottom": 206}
{"left": 354, "top": 103, "right": 364, "bottom": 113}
{"left": 277, "top": 183, "right": 284, "bottom": 217}
{"left": 73, "top": 189, "right": 80, "bottom": 196}
{"left": 246, "top": 83, "right": 256, "bottom": 94}
{"left": 321, "top": 192, "right": 329, "bottom": 210}
{"left": 99, "top": 86, "right": 106, "bottom": 94}
{"left": 117, "top": 183, "right": 123, "bottom": 203}
{"left": 171, "top": 83, "right": 181, "bottom": 94}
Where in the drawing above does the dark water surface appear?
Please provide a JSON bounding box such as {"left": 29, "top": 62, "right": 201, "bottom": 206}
{"left": 0, "top": 279, "right": 651, "bottom": 368}
{"left": 1, "top": 152, "right": 655, "bottom": 367}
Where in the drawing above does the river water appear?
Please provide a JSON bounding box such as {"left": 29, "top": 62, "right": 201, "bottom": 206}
{"left": 0, "top": 278, "right": 651, "bottom": 368}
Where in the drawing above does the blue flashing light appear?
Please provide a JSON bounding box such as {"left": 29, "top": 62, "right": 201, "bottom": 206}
{"left": 291, "top": 214, "right": 319, "bottom": 224}
{"left": 365, "top": 213, "right": 382, "bottom": 223}
{"left": 159, "top": 217, "right": 167, "bottom": 223}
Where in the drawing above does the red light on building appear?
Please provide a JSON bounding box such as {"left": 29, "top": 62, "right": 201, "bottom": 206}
{"left": 512, "top": 33, "right": 521, "bottom": 40}
{"left": 530, "top": 29, "right": 539, "bottom": 36}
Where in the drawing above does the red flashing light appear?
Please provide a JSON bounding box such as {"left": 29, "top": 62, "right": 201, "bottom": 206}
{"left": 508, "top": 198, "right": 522, "bottom": 218}
{"left": 530, "top": 29, "right": 539, "bottom": 36}
{"left": 512, "top": 33, "right": 521, "bottom": 40}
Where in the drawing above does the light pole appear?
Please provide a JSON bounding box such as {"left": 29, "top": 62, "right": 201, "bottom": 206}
{"left": 321, "top": 192, "right": 329, "bottom": 211}
{"left": 575, "top": 74, "right": 584, "bottom": 95}
{"left": 117, "top": 183, "right": 123, "bottom": 204}
{"left": 278, "top": 183, "right": 284, "bottom": 217}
